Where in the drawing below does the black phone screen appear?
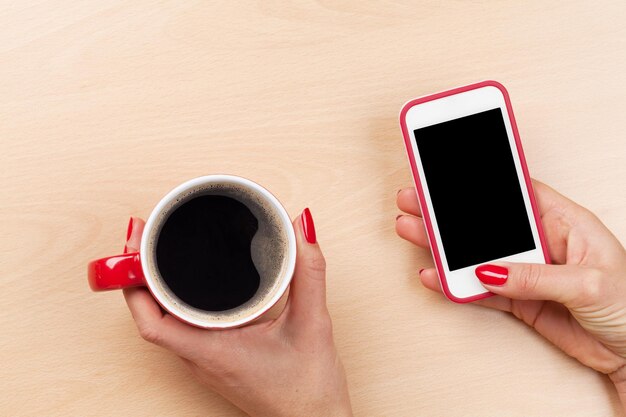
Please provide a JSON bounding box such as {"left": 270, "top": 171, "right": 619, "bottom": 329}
{"left": 413, "top": 107, "right": 535, "bottom": 271}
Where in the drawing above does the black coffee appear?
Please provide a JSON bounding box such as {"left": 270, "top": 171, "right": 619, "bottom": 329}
{"left": 156, "top": 195, "right": 261, "bottom": 311}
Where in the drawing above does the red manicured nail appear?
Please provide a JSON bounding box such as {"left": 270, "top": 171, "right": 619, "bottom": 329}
{"left": 475, "top": 264, "right": 508, "bottom": 286}
{"left": 124, "top": 217, "right": 134, "bottom": 253}
{"left": 126, "top": 217, "right": 134, "bottom": 240}
{"left": 301, "top": 208, "right": 317, "bottom": 244}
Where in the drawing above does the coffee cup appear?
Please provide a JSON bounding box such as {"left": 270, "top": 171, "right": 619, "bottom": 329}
{"left": 88, "top": 175, "right": 297, "bottom": 329}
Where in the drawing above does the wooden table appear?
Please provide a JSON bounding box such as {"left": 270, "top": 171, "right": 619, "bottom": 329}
{"left": 2, "top": 1, "right": 625, "bottom": 416}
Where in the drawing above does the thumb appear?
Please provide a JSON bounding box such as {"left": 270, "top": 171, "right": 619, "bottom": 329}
{"left": 286, "top": 208, "right": 328, "bottom": 321}
{"left": 475, "top": 262, "right": 597, "bottom": 307}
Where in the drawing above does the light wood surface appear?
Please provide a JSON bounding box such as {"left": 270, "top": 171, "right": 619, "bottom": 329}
{"left": 2, "top": 1, "right": 625, "bottom": 416}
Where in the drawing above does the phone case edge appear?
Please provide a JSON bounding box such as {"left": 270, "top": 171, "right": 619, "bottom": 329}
{"left": 399, "top": 80, "right": 550, "bottom": 304}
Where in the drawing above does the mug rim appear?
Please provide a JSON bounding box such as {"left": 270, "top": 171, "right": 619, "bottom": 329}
{"left": 140, "top": 174, "right": 297, "bottom": 329}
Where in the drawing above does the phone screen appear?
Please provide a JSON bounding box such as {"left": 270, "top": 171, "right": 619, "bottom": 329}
{"left": 414, "top": 107, "right": 535, "bottom": 271}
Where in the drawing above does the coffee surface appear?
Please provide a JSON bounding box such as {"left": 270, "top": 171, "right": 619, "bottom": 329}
{"left": 156, "top": 195, "right": 260, "bottom": 311}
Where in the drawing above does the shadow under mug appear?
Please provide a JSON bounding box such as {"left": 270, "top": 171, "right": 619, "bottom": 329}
{"left": 88, "top": 175, "right": 297, "bottom": 329}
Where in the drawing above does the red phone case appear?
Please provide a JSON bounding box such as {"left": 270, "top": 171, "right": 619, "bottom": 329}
{"left": 399, "top": 80, "right": 551, "bottom": 303}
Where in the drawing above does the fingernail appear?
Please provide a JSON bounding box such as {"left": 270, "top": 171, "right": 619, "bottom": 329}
{"left": 126, "top": 217, "right": 134, "bottom": 240}
{"left": 396, "top": 214, "right": 402, "bottom": 221}
{"left": 475, "top": 264, "right": 508, "bottom": 286}
{"left": 124, "top": 217, "right": 134, "bottom": 253}
{"left": 301, "top": 208, "right": 317, "bottom": 244}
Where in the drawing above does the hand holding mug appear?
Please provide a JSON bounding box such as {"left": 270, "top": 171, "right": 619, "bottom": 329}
{"left": 396, "top": 179, "right": 626, "bottom": 408}
{"left": 88, "top": 175, "right": 353, "bottom": 416}
{"left": 123, "top": 210, "right": 353, "bottom": 417}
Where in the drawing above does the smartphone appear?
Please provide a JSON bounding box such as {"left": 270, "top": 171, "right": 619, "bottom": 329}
{"left": 399, "top": 81, "right": 550, "bottom": 303}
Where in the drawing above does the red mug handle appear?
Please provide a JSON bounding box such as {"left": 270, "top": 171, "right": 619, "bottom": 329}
{"left": 88, "top": 252, "right": 146, "bottom": 291}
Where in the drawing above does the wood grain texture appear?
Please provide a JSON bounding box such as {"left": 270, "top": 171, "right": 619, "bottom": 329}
{"left": 1, "top": 1, "right": 625, "bottom": 416}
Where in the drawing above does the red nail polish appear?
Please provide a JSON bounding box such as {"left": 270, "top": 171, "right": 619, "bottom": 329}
{"left": 475, "top": 264, "right": 508, "bottom": 286}
{"left": 301, "top": 208, "right": 317, "bottom": 244}
{"left": 124, "top": 217, "right": 134, "bottom": 253}
{"left": 126, "top": 217, "right": 134, "bottom": 240}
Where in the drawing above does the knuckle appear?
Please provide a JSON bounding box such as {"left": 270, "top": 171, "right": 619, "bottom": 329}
{"left": 137, "top": 322, "right": 162, "bottom": 345}
{"left": 311, "top": 311, "right": 334, "bottom": 341}
{"left": 306, "top": 253, "right": 327, "bottom": 275}
{"left": 316, "top": 312, "right": 333, "bottom": 331}
{"left": 579, "top": 269, "right": 603, "bottom": 303}
{"left": 517, "top": 263, "right": 541, "bottom": 296}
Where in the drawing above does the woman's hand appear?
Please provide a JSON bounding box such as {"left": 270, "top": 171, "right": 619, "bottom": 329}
{"left": 396, "top": 180, "right": 626, "bottom": 407}
{"left": 123, "top": 209, "right": 353, "bottom": 417}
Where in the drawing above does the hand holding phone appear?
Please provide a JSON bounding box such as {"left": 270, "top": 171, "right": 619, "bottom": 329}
{"left": 397, "top": 153, "right": 626, "bottom": 413}
{"left": 399, "top": 81, "right": 550, "bottom": 302}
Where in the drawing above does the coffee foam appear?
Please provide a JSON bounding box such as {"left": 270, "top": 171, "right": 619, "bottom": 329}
{"left": 145, "top": 182, "right": 290, "bottom": 324}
